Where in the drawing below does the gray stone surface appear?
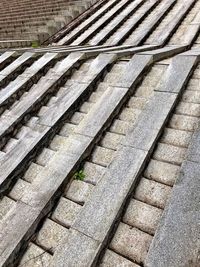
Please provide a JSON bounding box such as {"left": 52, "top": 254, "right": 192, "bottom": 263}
{"left": 144, "top": 159, "right": 180, "bottom": 186}
{"left": 140, "top": 46, "right": 187, "bottom": 62}
{"left": 51, "top": 229, "right": 101, "bottom": 267}
{"left": 89, "top": 0, "right": 144, "bottom": 45}
{"left": 134, "top": 177, "right": 171, "bottom": 209}
{"left": 36, "top": 218, "right": 69, "bottom": 253}
{"left": 154, "top": 143, "right": 187, "bottom": 165}
{"left": 19, "top": 243, "right": 52, "bottom": 267}
{"left": 155, "top": 55, "right": 197, "bottom": 93}
{"left": 75, "top": 86, "right": 127, "bottom": 137}
{"left": 113, "top": 54, "right": 153, "bottom": 88}
{"left": 73, "top": 146, "right": 147, "bottom": 242}
{"left": 123, "top": 92, "right": 177, "bottom": 151}
{"left": 152, "top": 0, "right": 196, "bottom": 44}
{"left": 128, "top": 0, "right": 176, "bottom": 46}
{"left": 0, "top": 201, "right": 40, "bottom": 267}
{"left": 100, "top": 249, "right": 139, "bottom": 267}
{"left": 187, "top": 125, "right": 200, "bottom": 163}
{"left": 52, "top": 197, "right": 81, "bottom": 227}
{"left": 146, "top": 160, "right": 200, "bottom": 267}
{"left": 110, "top": 222, "right": 152, "bottom": 265}
{"left": 123, "top": 199, "right": 162, "bottom": 235}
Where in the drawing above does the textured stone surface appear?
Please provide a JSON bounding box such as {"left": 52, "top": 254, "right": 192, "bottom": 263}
{"left": 23, "top": 163, "right": 44, "bottom": 183}
{"left": 36, "top": 148, "right": 56, "bottom": 166}
{"left": 9, "top": 179, "right": 30, "bottom": 200}
{"left": 123, "top": 199, "right": 162, "bottom": 235}
{"left": 101, "top": 132, "right": 123, "bottom": 150}
{"left": 119, "top": 107, "right": 141, "bottom": 122}
{"left": 52, "top": 197, "right": 81, "bottom": 227}
{"left": 113, "top": 54, "right": 153, "bottom": 88}
{"left": 123, "top": 92, "right": 177, "bottom": 151}
{"left": 153, "top": 143, "right": 187, "bottom": 165}
{"left": 100, "top": 249, "right": 139, "bottom": 267}
{"left": 110, "top": 119, "right": 129, "bottom": 135}
{"left": 0, "top": 197, "right": 15, "bottom": 221}
{"left": 169, "top": 114, "right": 199, "bottom": 131}
{"left": 36, "top": 219, "right": 68, "bottom": 252}
{"left": 155, "top": 55, "right": 197, "bottom": 93}
{"left": 128, "top": 96, "right": 147, "bottom": 109}
{"left": 51, "top": 229, "right": 100, "bottom": 267}
{"left": 176, "top": 101, "right": 200, "bottom": 117}
{"left": 110, "top": 223, "right": 152, "bottom": 265}
{"left": 144, "top": 159, "right": 180, "bottom": 186}
{"left": 19, "top": 243, "right": 52, "bottom": 267}
{"left": 187, "top": 126, "right": 200, "bottom": 163}
{"left": 182, "top": 90, "right": 200, "bottom": 103}
{"left": 146, "top": 161, "right": 200, "bottom": 267}
{"left": 161, "top": 128, "right": 192, "bottom": 148}
{"left": 76, "top": 86, "right": 127, "bottom": 138}
{"left": 65, "top": 180, "right": 94, "bottom": 205}
{"left": 134, "top": 178, "right": 171, "bottom": 209}
{"left": 73, "top": 146, "right": 147, "bottom": 242}
{"left": 83, "top": 161, "right": 105, "bottom": 185}
{"left": 91, "top": 146, "right": 115, "bottom": 167}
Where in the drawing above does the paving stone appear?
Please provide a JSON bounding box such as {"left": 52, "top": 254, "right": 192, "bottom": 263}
{"left": 36, "top": 219, "right": 69, "bottom": 253}
{"left": 123, "top": 199, "right": 162, "bottom": 235}
{"left": 153, "top": 143, "right": 187, "bottom": 165}
{"left": 51, "top": 228, "right": 100, "bottom": 267}
{"left": 18, "top": 243, "right": 52, "bottom": 267}
{"left": 83, "top": 161, "right": 105, "bottom": 185}
{"left": 146, "top": 160, "right": 200, "bottom": 267}
{"left": 9, "top": 179, "right": 30, "bottom": 200}
{"left": 101, "top": 132, "right": 123, "bottom": 150}
{"left": 0, "top": 197, "right": 15, "bottom": 221}
{"left": 144, "top": 159, "right": 180, "bottom": 186}
{"left": 52, "top": 197, "right": 81, "bottom": 227}
{"left": 100, "top": 249, "right": 139, "bottom": 267}
{"left": 169, "top": 114, "right": 199, "bottom": 131}
{"left": 161, "top": 128, "right": 193, "bottom": 148}
{"left": 91, "top": 146, "right": 115, "bottom": 167}
{"left": 176, "top": 101, "right": 200, "bottom": 117}
{"left": 110, "top": 119, "right": 129, "bottom": 135}
{"left": 134, "top": 178, "right": 171, "bottom": 209}
{"left": 119, "top": 107, "right": 141, "bottom": 122}
{"left": 110, "top": 222, "right": 152, "bottom": 265}
{"left": 23, "top": 163, "right": 44, "bottom": 183}
{"left": 65, "top": 180, "right": 94, "bottom": 204}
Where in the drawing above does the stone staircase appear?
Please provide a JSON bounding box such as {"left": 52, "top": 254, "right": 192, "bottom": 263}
{"left": 0, "top": 0, "right": 200, "bottom": 266}
{"left": 0, "top": 0, "right": 99, "bottom": 48}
